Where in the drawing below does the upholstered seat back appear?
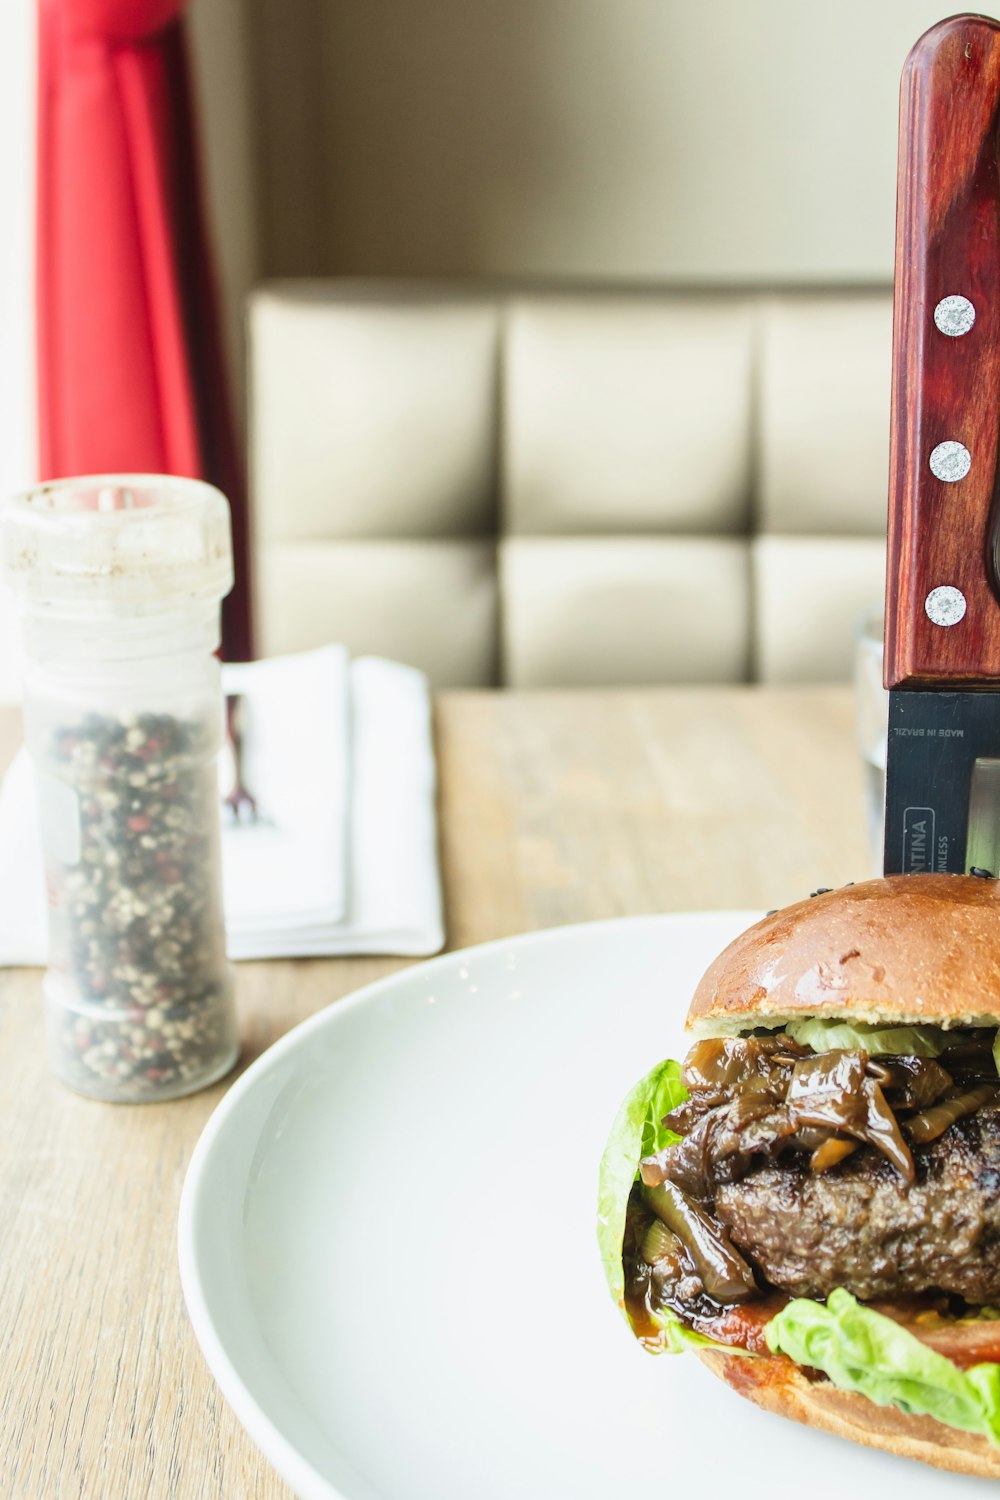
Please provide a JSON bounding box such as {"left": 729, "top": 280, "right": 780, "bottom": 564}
{"left": 250, "top": 282, "right": 889, "bottom": 686}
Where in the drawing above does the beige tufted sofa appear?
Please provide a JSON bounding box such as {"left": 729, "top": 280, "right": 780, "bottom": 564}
{"left": 249, "top": 282, "right": 891, "bottom": 687}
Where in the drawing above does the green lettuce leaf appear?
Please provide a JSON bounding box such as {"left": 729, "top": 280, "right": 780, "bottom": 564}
{"left": 596, "top": 1058, "right": 686, "bottom": 1313}
{"left": 766, "top": 1289, "right": 1000, "bottom": 1444}
{"left": 785, "top": 1018, "right": 949, "bottom": 1057}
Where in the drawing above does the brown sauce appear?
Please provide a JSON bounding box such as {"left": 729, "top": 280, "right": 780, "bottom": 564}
{"left": 686, "top": 1294, "right": 790, "bottom": 1353}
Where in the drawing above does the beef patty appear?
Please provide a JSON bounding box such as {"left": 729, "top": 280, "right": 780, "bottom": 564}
{"left": 714, "top": 1109, "right": 1000, "bottom": 1302}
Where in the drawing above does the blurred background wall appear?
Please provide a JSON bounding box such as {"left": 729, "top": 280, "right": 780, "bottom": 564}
{"left": 4, "top": 0, "right": 999, "bottom": 695}
{"left": 241, "top": 0, "right": 987, "bottom": 284}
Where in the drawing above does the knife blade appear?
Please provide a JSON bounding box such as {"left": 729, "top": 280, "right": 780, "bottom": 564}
{"left": 883, "top": 14, "right": 1000, "bottom": 877}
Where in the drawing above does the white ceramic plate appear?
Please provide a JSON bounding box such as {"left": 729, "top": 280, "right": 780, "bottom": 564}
{"left": 179, "top": 913, "right": 991, "bottom": 1499}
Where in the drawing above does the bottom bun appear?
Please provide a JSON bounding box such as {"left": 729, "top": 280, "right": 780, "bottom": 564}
{"left": 696, "top": 1347, "right": 1000, "bottom": 1478}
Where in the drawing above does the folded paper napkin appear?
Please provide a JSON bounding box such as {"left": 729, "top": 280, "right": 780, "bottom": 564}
{"left": 0, "top": 647, "right": 444, "bottom": 962}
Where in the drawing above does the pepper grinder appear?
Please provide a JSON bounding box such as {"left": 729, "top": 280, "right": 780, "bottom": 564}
{"left": 1, "top": 475, "right": 238, "bottom": 1102}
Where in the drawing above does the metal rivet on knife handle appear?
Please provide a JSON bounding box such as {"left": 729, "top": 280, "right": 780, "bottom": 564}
{"left": 929, "top": 440, "right": 972, "bottom": 482}
{"left": 933, "top": 294, "right": 976, "bottom": 336}
{"left": 924, "top": 585, "right": 967, "bottom": 626}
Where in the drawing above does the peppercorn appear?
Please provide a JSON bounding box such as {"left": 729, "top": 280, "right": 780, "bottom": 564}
{"left": 43, "top": 708, "right": 233, "bottom": 1100}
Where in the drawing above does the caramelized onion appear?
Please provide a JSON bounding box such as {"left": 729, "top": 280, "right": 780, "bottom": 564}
{"left": 642, "top": 1094, "right": 795, "bottom": 1197}
{"left": 809, "top": 1136, "right": 859, "bottom": 1173}
{"left": 640, "top": 1219, "right": 686, "bottom": 1274}
{"left": 662, "top": 1093, "right": 721, "bottom": 1134}
{"left": 641, "top": 1105, "right": 738, "bottom": 1196}
{"left": 787, "top": 1049, "right": 867, "bottom": 1101}
{"left": 788, "top": 1069, "right": 914, "bottom": 1182}
{"left": 787, "top": 1091, "right": 865, "bottom": 1135}
{"left": 664, "top": 1029, "right": 998, "bottom": 1196}
{"left": 857, "top": 1079, "right": 914, "bottom": 1183}
{"left": 681, "top": 1036, "right": 800, "bottom": 1096}
{"left": 879, "top": 1056, "right": 953, "bottom": 1111}
{"left": 905, "top": 1085, "right": 999, "bottom": 1145}
{"left": 940, "top": 1029, "right": 996, "bottom": 1062}
{"left": 642, "top": 1181, "right": 757, "bottom": 1303}
{"left": 787, "top": 1126, "right": 833, "bottom": 1152}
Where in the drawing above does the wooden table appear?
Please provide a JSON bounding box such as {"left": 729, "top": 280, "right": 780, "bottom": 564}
{"left": 0, "top": 686, "right": 871, "bottom": 1498}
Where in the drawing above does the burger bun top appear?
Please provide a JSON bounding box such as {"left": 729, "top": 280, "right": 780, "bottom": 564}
{"left": 686, "top": 873, "right": 1000, "bottom": 1037}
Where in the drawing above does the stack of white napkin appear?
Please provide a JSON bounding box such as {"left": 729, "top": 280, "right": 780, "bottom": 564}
{"left": 0, "top": 646, "right": 445, "bottom": 963}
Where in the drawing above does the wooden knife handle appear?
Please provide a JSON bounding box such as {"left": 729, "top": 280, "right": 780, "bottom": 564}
{"left": 885, "top": 14, "right": 1000, "bottom": 688}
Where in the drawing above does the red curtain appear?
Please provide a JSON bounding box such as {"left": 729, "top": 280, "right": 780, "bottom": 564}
{"left": 37, "top": 0, "right": 253, "bottom": 659}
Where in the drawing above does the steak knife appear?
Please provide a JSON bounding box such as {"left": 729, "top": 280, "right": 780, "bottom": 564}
{"left": 883, "top": 13, "right": 1000, "bottom": 877}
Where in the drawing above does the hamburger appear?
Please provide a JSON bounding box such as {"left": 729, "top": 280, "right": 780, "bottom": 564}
{"left": 598, "top": 873, "right": 1000, "bottom": 1476}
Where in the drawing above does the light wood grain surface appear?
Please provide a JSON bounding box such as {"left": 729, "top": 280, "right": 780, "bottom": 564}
{"left": 0, "top": 686, "right": 871, "bottom": 1499}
